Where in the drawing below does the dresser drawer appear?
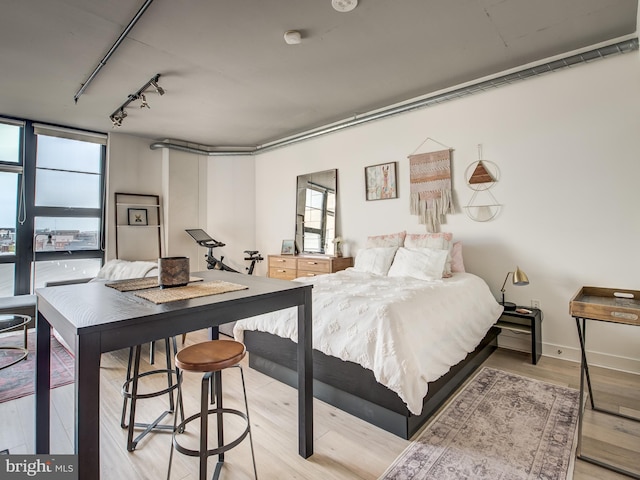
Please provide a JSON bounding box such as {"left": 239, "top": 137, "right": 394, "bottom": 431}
{"left": 269, "top": 267, "right": 297, "bottom": 280}
{"left": 268, "top": 256, "right": 297, "bottom": 269}
{"left": 297, "top": 258, "right": 331, "bottom": 274}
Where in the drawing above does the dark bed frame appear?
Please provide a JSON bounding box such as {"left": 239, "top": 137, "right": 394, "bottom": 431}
{"left": 244, "top": 326, "right": 500, "bottom": 439}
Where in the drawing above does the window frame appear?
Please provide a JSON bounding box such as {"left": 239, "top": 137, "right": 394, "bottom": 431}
{"left": 0, "top": 117, "right": 106, "bottom": 295}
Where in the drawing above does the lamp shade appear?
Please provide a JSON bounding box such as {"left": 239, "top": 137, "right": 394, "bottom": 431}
{"left": 512, "top": 266, "right": 529, "bottom": 286}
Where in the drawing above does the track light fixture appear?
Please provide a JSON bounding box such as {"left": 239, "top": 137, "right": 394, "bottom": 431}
{"left": 108, "top": 73, "right": 164, "bottom": 127}
{"left": 150, "top": 78, "right": 165, "bottom": 96}
{"left": 139, "top": 93, "right": 150, "bottom": 109}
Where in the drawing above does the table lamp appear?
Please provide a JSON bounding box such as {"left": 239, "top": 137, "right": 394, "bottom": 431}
{"left": 500, "top": 266, "right": 529, "bottom": 310}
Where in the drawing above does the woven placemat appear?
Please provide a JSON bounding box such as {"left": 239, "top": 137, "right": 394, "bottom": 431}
{"left": 106, "top": 276, "right": 203, "bottom": 292}
{"left": 133, "top": 280, "right": 248, "bottom": 304}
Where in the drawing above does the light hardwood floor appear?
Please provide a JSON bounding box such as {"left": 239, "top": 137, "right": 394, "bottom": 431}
{"left": 1, "top": 329, "right": 638, "bottom": 479}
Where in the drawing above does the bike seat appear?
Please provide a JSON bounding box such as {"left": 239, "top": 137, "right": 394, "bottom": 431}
{"left": 244, "top": 250, "right": 259, "bottom": 256}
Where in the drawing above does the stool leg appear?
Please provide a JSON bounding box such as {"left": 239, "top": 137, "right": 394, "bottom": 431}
{"left": 200, "top": 372, "right": 213, "bottom": 480}
{"left": 167, "top": 370, "right": 183, "bottom": 480}
{"left": 126, "top": 344, "right": 143, "bottom": 451}
{"left": 164, "top": 338, "right": 175, "bottom": 412}
{"left": 120, "top": 347, "right": 136, "bottom": 429}
{"left": 215, "top": 370, "right": 225, "bottom": 461}
{"left": 239, "top": 366, "right": 258, "bottom": 480}
{"left": 171, "top": 337, "right": 185, "bottom": 424}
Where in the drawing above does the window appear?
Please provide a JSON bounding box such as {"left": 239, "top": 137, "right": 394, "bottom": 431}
{"left": 0, "top": 118, "right": 106, "bottom": 296}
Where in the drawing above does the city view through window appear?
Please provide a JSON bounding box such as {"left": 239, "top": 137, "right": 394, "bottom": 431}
{"left": 0, "top": 121, "right": 105, "bottom": 295}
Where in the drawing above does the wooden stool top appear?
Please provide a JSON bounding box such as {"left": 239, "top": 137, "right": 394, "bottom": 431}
{"left": 175, "top": 340, "right": 246, "bottom": 372}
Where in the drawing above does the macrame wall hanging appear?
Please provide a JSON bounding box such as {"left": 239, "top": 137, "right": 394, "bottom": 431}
{"left": 463, "top": 144, "right": 502, "bottom": 222}
{"left": 407, "top": 137, "right": 455, "bottom": 232}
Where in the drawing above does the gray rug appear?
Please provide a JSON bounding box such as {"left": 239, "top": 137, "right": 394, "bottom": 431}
{"left": 380, "top": 367, "right": 580, "bottom": 480}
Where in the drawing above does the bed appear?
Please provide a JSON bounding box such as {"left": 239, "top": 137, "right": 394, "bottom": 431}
{"left": 233, "top": 234, "right": 504, "bottom": 439}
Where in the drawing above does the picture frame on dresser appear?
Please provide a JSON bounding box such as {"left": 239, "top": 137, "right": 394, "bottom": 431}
{"left": 281, "top": 239, "right": 295, "bottom": 255}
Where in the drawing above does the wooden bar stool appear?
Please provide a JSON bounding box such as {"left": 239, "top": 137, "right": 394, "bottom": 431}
{"left": 167, "top": 339, "right": 257, "bottom": 480}
{"left": 121, "top": 336, "right": 184, "bottom": 451}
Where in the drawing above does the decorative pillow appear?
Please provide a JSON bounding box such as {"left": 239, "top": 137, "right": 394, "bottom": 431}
{"left": 387, "top": 247, "right": 449, "bottom": 280}
{"left": 366, "top": 231, "right": 406, "bottom": 248}
{"left": 404, "top": 232, "right": 454, "bottom": 276}
{"left": 353, "top": 247, "right": 398, "bottom": 276}
{"left": 451, "top": 241, "right": 465, "bottom": 273}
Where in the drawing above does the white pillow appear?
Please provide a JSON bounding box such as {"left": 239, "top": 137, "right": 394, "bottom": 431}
{"left": 404, "top": 232, "right": 454, "bottom": 276}
{"left": 387, "top": 247, "right": 449, "bottom": 280}
{"left": 353, "top": 247, "right": 398, "bottom": 276}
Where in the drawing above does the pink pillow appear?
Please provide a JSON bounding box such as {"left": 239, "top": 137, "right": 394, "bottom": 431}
{"left": 366, "top": 231, "right": 406, "bottom": 248}
{"left": 451, "top": 241, "right": 465, "bottom": 273}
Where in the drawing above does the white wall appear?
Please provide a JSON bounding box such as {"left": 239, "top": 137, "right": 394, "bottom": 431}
{"left": 254, "top": 52, "right": 640, "bottom": 373}
{"left": 106, "top": 133, "right": 163, "bottom": 260}
{"left": 107, "top": 135, "right": 256, "bottom": 274}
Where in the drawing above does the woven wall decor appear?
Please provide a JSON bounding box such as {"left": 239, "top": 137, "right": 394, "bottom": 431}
{"left": 407, "top": 137, "right": 455, "bottom": 232}
{"left": 463, "top": 145, "right": 502, "bottom": 222}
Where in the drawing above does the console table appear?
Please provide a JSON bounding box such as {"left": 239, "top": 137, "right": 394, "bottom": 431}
{"left": 35, "top": 270, "right": 314, "bottom": 479}
{"left": 570, "top": 286, "right": 640, "bottom": 479}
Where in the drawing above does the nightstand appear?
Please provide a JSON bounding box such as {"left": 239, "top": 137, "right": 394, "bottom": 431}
{"left": 496, "top": 307, "right": 543, "bottom": 365}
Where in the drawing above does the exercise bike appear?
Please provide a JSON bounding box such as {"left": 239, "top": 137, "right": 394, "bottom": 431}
{"left": 185, "top": 229, "right": 263, "bottom": 275}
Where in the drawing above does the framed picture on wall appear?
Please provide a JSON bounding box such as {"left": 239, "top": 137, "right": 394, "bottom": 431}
{"left": 365, "top": 161, "right": 398, "bottom": 200}
{"left": 127, "top": 208, "right": 148, "bottom": 226}
{"left": 281, "top": 239, "right": 295, "bottom": 255}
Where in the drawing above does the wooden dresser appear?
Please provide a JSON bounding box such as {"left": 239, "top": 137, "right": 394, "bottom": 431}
{"left": 268, "top": 255, "right": 353, "bottom": 280}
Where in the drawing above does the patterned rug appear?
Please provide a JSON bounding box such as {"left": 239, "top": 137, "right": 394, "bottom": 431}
{"left": 0, "top": 331, "right": 74, "bottom": 403}
{"left": 380, "top": 367, "right": 580, "bottom": 480}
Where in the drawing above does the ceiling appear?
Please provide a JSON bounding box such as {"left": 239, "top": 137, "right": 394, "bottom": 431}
{"left": 1, "top": 0, "right": 637, "bottom": 148}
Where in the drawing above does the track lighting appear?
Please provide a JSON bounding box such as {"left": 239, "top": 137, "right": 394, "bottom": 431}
{"left": 150, "top": 78, "right": 165, "bottom": 96}
{"left": 108, "top": 73, "right": 164, "bottom": 127}
{"left": 139, "top": 93, "right": 150, "bottom": 109}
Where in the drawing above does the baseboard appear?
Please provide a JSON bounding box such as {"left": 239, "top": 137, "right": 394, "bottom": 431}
{"left": 543, "top": 342, "right": 640, "bottom": 375}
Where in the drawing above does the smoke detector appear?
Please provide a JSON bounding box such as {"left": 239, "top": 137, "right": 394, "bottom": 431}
{"left": 284, "top": 30, "right": 302, "bottom": 45}
{"left": 332, "top": 0, "right": 358, "bottom": 13}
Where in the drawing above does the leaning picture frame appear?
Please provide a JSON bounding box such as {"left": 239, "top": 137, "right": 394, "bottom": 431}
{"left": 127, "top": 208, "right": 148, "bottom": 226}
{"left": 365, "top": 161, "right": 398, "bottom": 200}
{"left": 281, "top": 239, "right": 295, "bottom": 255}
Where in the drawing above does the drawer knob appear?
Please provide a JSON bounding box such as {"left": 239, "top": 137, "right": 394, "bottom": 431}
{"left": 307, "top": 261, "right": 317, "bottom": 265}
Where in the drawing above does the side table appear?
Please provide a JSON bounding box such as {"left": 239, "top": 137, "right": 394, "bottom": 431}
{"left": 496, "top": 307, "right": 543, "bottom": 364}
{"left": 570, "top": 286, "right": 640, "bottom": 479}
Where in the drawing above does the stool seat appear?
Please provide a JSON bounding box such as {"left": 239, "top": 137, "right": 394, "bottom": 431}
{"left": 175, "top": 340, "right": 245, "bottom": 372}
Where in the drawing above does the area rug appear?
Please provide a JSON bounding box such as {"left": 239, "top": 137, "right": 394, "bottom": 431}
{"left": 0, "top": 331, "right": 74, "bottom": 403}
{"left": 379, "top": 367, "right": 580, "bottom": 480}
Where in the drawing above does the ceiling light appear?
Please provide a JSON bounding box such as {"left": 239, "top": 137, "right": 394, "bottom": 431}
{"left": 108, "top": 73, "right": 164, "bottom": 127}
{"left": 332, "top": 0, "right": 357, "bottom": 12}
{"left": 139, "top": 93, "right": 150, "bottom": 109}
{"left": 284, "top": 30, "right": 302, "bottom": 45}
{"left": 150, "top": 78, "right": 165, "bottom": 95}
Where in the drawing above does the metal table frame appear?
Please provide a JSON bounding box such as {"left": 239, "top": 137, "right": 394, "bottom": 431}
{"left": 35, "top": 270, "right": 313, "bottom": 479}
{"left": 0, "top": 314, "right": 31, "bottom": 370}
{"left": 575, "top": 316, "right": 640, "bottom": 479}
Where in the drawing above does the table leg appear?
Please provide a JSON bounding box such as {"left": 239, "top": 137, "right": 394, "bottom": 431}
{"left": 297, "top": 288, "right": 313, "bottom": 458}
{"left": 35, "top": 314, "right": 51, "bottom": 454}
{"left": 575, "top": 318, "right": 595, "bottom": 409}
{"left": 75, "top": 332, "right": 102, "bottom": 479}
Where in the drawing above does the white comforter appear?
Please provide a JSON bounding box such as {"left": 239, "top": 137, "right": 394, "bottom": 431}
{"left": 233, "top": 269, "right": 503, "bottom": 415}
